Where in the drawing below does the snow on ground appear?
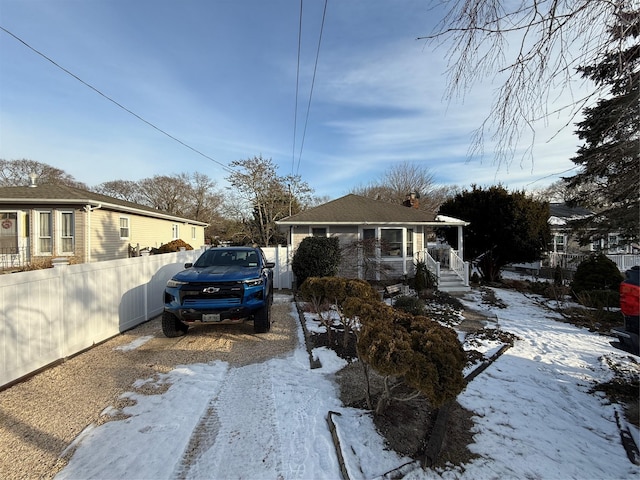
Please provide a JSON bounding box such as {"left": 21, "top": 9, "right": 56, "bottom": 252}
{"left": 56, "top": 290, "right": 639, "bottom": 480}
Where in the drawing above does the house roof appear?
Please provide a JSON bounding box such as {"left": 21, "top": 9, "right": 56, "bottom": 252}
{"left": 276, "top": 194, "right": 468, "bottom": 226}
{"left": 549, "top": 203, "right": 593, "bottom": 226}
{"left": 0, "top": 184, "right": 208, "bottom": 226}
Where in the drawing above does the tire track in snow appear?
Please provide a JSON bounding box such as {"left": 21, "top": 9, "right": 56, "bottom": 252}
{"left": 171, "top": 399, "right": 222, "bottom": 479}
{"left": 177, "top": 362, "right": 283, "bottom": 479}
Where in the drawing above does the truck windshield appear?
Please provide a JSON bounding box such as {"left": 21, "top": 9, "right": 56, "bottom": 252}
{"left": 193, "top": 250, "right": 258, "bottom": 268}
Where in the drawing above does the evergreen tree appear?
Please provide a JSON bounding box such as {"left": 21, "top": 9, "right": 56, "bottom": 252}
{"left": 565, "top": 10, "right": 639, "bottom": 246}
{"left": 438, "top": 186, "right": 550, "bottom": 282}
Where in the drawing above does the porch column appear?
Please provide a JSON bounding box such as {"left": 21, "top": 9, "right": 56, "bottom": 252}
{"left": 457, "top": 225, "right": 464, "bottom": 259}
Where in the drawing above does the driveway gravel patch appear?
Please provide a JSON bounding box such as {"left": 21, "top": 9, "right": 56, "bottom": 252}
{"left": 0, "top": 294, "right": 297, "bottom": 480}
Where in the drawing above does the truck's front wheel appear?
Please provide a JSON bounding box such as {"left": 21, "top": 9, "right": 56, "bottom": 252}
{"left": 162, "top": 311, "right": 188, "bottom": 337}
{"left": 253, "top": 301, "right": 271, "bottom": 333}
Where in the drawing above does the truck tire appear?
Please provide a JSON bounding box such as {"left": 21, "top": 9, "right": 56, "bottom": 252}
{"left": 162, "top": 311, "right": 188, "bottom": 337}
{"left": 253, "top": 300, "right": 272, "bottom": 333}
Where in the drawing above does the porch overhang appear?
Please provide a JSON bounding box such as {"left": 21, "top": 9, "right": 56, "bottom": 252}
{"left": 433, "top": 215, "right": 470, "bottom": 227}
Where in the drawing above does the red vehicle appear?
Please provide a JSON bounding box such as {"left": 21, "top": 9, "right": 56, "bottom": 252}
{"left": 612, "top": 266, "right": 639, "bottom": 355}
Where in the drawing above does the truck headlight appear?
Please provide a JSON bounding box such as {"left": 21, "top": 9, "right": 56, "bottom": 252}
{"left": 167, "top": 279, "right": 188, "bottom": 288}
{"left": 243, "top": 277, "right": 264, "bottom": 287}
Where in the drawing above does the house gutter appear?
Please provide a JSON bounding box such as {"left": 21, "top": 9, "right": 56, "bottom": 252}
{"left": 83, "top": 204, "right": 102, "bottom": 263}
{"left": 276, "top": 221, "right": 468, "bottom": 227}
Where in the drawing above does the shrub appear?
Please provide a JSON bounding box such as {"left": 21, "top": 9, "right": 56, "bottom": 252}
{"left": 411, "top": 260, "right": 436, "bottom": 293}
{"left": 393, "top": 295, "right": 425, "bottom": 316}
{"left": 354, "top": 299, "right": 466, "bottom": 414}
{"left": 292, "top": 237, "right": 341, "bottom": 287}
{"left": 553, "top": 265, "right": 564, "bottom": 286}
{"left": 152, "top": 239, "right": 193, "bottom": 254}
{"left": 575, "top": 289, "right": 620, "bottom": 309}
{"left": 571, "top": 254, "right": 623, "bottom": 296}
{"left": 299, "top": 276, "right": 379, "bottom": 349}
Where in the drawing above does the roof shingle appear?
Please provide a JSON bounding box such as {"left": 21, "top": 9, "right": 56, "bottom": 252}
{"left": 0, "top": 184, "right": 205, "bottom": 224}
{"left": 277, "top": 194, "right": 436, "bottom": 224}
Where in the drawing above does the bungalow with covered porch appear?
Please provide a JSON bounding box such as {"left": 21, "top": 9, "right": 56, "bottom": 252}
{"left": 276, "top": 194, "right": 470, "bottom": 292}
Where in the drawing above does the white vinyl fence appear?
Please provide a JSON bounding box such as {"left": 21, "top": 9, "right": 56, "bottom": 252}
{"left": 0, "top": 246, "right": 292, "bottom": 389}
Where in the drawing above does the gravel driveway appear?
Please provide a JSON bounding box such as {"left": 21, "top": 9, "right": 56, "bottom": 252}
{"left": 0, "top": 294, "right": 298, "bottom": 480}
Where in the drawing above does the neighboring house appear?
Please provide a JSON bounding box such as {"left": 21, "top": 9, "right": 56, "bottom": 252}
{"left": 548, "top": 203, "right": 595, "bottom": 255}
{"left": 276, "top": 193, "right": 470, "bottom": 291}
{"left": 514, "top": 203, "right": 639, "bottom": 272}
{"left": 549, "top": 202, "right": 638, "bottom": 255}
{"left": 0, "top": 183, "right": 207, "bottom": 268}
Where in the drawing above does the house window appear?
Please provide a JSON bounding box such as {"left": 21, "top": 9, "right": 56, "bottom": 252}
{"left": 406, "top": 229, "right": 414, "bottom": 256}
{"left": 312, "top": 227, "right": 327, "bottom": 237}
{"left": 37, "top": 211, "right": 52, "bottom": 254}
{"left": 59, "top": 211, "right": 74, "bottom": 254}
{"left": 119, "top": 217, "right": 130, "bottom": 240}
{"left": 363, "top": 228, "right": 376, "bottom": 256}
{"left": 191, "top": 226, "right": 196, "bottom": 240}
{"left": 0, "top": 212, "right": 18, "bottom": 253}
{"left": 608, "top": 234, "right": 623, "bottom": 253}
{"left": 380, "top": 229, "right": 402, "bottom": 257}
{"left": 172, "top": 224, "right": 179, "bottom": 240}
{"left": 553, "top": 234, "right": 565, "bottom": 253}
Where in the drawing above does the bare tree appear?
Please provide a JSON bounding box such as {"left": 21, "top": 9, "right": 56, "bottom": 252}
{"left": 351, "top": 161, "right": 454, "bottom": 215}
{"left": 226, "top": 155, "right": 313, "bottom": 246}
{"left": 530, "top": 178, "right": 601, "bottom": 205}
{"left": 186, "top": 172, "right": 222, "bottom": 222}
{"left": 423, "top": 0, "right": 633, "bottom": 166}
{"left": 93, "top": 180, "right": 144, "bottom": 203}
{"left": 138, "top": 174, "right": 191, "bottom": 215}
{"left": 0, "top": 158, "right": 87, "bottom": 188}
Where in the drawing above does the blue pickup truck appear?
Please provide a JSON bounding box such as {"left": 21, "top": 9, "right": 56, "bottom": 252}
{"left": 162, "top": 246, "right": 275, "bottom": 337}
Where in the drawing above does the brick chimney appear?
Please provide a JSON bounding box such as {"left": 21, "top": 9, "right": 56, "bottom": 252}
{"left": 402, "top": 191, "right": 420, "bottom": 209}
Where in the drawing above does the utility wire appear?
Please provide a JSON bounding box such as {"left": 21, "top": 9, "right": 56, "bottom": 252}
{"left": 525, "top": 165, "right": 580, "bottom": 187}
{"left": 291, "top": 0, "right": 304, "bottom": 175}
{"left": 295, "top": 0, "right": 328, "bottom": 176}
{"left": 0, "top": 25, "right": 235, "bottom": 174}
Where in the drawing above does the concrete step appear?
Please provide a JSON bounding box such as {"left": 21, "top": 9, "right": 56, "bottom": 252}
{"left": 438, "top": 270, "right": 470, "bottom": 293}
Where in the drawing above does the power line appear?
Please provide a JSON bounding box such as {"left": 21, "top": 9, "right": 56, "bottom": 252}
{"left": 525, "top": 165, "right": 580, "bottom": 187}
{"left": 291, "top": 0, "right": 304, "bottom": 175}
{"left": 0, "top": 25, "right": 235, "bottom": 175}
{"left": 295, "top": 0, "right": 328, "bottom": 176}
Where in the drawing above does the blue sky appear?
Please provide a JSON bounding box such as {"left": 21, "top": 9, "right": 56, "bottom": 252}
{"left": 0, "top": 0, "right": 583, "bottom": 200}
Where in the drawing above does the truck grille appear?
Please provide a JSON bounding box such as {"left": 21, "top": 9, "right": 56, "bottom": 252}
{"left": 179, "top": 281, "right": 244, "bottom": 304}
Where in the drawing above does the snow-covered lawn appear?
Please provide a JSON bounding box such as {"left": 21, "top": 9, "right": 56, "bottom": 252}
{"left": 56, "top": 289, "right": 639, "bottom": 479}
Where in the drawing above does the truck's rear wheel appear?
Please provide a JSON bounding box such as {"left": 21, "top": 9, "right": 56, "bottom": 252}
{"left": 162, "top": 311, "right": 188, "bottom": 337}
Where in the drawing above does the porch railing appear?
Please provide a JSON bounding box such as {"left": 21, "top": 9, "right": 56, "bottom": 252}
{"left": 0, "top": 246, "right": 29, "bottom": 271}
{"left": 545, "top": 252, "right": 640, "bottom": 271}
{"left": 449, "top": 249, "right": 470, "bottom": 286}
{"left": 422, "top": 249, "right": 441, "bottom": 283}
